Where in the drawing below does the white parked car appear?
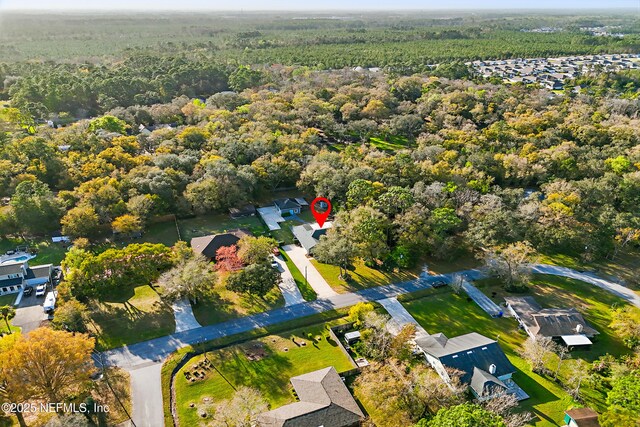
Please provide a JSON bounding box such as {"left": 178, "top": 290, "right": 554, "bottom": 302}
{"left": 35, "top": 284, "right": 47, "bottom": 297}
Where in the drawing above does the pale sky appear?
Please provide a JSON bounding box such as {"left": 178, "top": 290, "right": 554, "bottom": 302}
{"left": 0, "top": 0, "right": 638, "bottom": 10}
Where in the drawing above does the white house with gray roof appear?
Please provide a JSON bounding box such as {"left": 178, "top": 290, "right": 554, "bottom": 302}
{"left": 416, "top": 332, "right": 528, "bottom": 401}
{"left": 0, "top": 260, "right": 53, "bottom": 296}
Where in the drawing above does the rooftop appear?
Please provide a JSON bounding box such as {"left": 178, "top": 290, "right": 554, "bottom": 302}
{"left": 257, "top": 366, "right": 364, "bottom": 427}
{"left": 190, "top": 229, "right": 252, "bottom": 259}
{"left": 505, "top": 296, "right": 598, "bottom": 338}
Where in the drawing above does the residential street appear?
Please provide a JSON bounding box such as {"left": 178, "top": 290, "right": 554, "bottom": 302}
{"left": 282, "top": 244, "right": 337, "bottom": 298}
{"left": 102, "top": 264, "right": 637, "bottom": 426}
{"left": 129, "top": 362, "right": 164, "bottom": 427}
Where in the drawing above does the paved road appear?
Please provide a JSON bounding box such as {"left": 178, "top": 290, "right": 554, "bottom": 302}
{"left": 102, "top": 269, "right": 482, "bottom": 369}
{"left": 172, "top": 298, "right": 201, "bottom": 333}
{"left": 129, "top": 362, "right": 164, "bottom": 427}
{"left": 282, "top": 244, "right": 337, "bottom": 298}
{"left": 531, "top": 264, "right": 640, "bottom": 308}
{"left": 273, "top": 254, "right": 305, "bottom": 306}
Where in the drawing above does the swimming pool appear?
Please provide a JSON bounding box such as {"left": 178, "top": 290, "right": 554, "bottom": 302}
{"left": 1, "top": 254, "right": 35, "bottom": 264}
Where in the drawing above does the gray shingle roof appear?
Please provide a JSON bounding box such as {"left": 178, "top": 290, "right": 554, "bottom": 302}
{"left": 505, "top": 296, "right": 599, "bottom": 338}
{"left": 25, "top": 264, "right": 52, "bottom": 280}
{"left": 0, "top": 261, "right": 25, "bottom": 276}
{"left": 291, "top": 224, "right": 330, "bottom": 254}
{"left": 470, "top": 367, "right": 507, "bottom": 397}
{"left": 416, "top": 332, "right": 515, "bottom": 385}
{"left": 274, "top": 198, "right": 301, "bottom": 210}
{"left": 257, "top": 366, "right": 364, "bottom": 427}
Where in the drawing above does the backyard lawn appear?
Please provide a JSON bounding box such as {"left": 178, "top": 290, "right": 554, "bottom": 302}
{"left": 191, "top": 276, "right": 285, "bottom": 326}
{"left": 0, "top": 237, "right": 67, "bottom": 266}
{"left": 174, "top": 323, "right": 355, "bottom": 426}
{"left": 87, "top": 284, "right": 175, "bottom": 350}
{"left": 312, "top": 258, "right": 419, "bottom": 293}
{"left": 178, "top": 214, "right": 268, "bottom": 242}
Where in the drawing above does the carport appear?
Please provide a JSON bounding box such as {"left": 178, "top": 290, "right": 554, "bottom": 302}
{"left": 257, "top": 206, "right": 285, "bottom": 231}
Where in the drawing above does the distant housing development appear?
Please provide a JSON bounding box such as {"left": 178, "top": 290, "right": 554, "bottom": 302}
{"left": 471, "top": 53, "right": 640, "bottom": 90}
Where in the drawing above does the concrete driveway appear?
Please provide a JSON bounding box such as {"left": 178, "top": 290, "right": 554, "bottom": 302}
{"left": 273, "top": 255, "right": 305, "bottom": 306}
{"left": 282, "top": 245, "right": 337, "bottom": 298}
{"left": 12, "top": 291, "right": 48, "bottom": 334}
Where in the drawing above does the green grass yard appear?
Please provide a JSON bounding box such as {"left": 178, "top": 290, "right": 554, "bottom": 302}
{"left": 311, "top": 258, "right": 419, "bottom": 293}
{"left": 369, "top": 135, "right": 410, "bottom": 152}
{"left": 174, "top": 323, "right": 355, "bottom": 426}
{"left": 402, "top": 274, "right": 634, "bottom": 426}
{"left": 191, "top": 276, "right": 285, "bottom": 326}
{"left": 87, "top": 284, "right": 175, "bottom": 350}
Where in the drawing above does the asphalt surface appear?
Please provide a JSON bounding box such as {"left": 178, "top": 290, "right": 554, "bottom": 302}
{"left": 102, "top": 268, "right": 483, "bottom": 369}
{"left": 102, "top": 263, "right": 638, "bottom": 427}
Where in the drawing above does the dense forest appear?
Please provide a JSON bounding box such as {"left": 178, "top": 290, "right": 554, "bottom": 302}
{"left": 1, "top": 65, "right": 639, "bottom": 269}
{"left": 1, "top": 11, "right": 640, "bottom": 119}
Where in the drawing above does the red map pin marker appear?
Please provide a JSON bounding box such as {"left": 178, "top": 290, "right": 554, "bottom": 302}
{"left": 310, "top": 197, "right": 331, "bottom": 227}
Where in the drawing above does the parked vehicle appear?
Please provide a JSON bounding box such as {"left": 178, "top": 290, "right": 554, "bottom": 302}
{"left": 43, "top": 291, "right": 57, "bottom": 313}
{"left": 431, "top": 280, "right": 447, "bottom": 288}
{"left": 35, "top": 284, "right": 47, "bottom": 297}
{"left": 23, "top": 286, "right": 33, "bottom": 297}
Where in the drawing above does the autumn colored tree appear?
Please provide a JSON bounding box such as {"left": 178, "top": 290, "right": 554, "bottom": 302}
{"left": 215, "top": 245, "right": 244, "bottom": 272}
{"left": 112, "top": 214, "right": 143, "bottom": 235}
{"left": 0, "top": 328, "right": 95, "bottom": 403}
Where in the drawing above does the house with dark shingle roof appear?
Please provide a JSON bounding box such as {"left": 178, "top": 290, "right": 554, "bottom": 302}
{"left": 416, "top": 332, "right": 526, "bottom": 401}
{"left": 257, "top": 366, "right": 364, "bottom": 427}
{"left": 563, "top": 407, "right": 600, "bottom": 427}
{"left": 190, "top": 229, "right": 251, "bottom": 260}
{"left": 274, "top": 198, "right": 301, "bottom": 216}
{"left": 505, "top": 296, "right": 598, "bottom": 348}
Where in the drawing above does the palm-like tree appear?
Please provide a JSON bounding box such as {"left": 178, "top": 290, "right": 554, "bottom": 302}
{"left": 0, "top": 305, "right": 16, "bottom": 334}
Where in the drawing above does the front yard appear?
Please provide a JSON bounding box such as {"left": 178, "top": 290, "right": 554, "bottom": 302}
{"left": 87, "top": 284, "right": 175, "bottom": 350}
{"left": 191, "top": 280, "right": 285, "bottom": 327}
{"left": 311, "top": 258, "right": 419, "bottom": 293}
{"left": 174, "top": 323, "right": 355, "bottom": 426}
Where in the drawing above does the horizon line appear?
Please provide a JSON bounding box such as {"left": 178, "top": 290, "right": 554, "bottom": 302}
{"left": 1, "top": 7, "right": 638, "bottom": 12}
